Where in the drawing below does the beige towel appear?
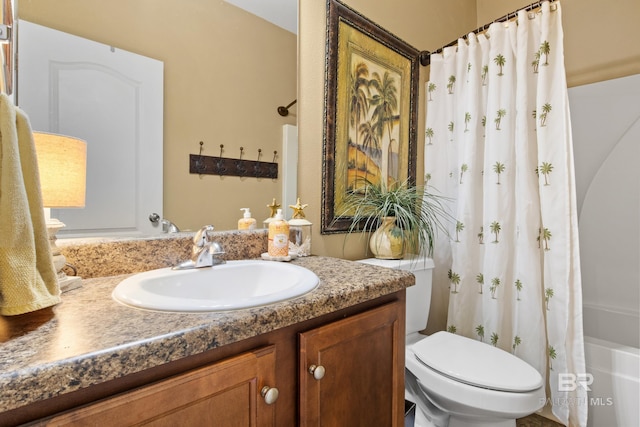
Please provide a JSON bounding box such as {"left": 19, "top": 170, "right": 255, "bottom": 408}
{"left": 0, "top": 93, "right": 60, "bottom": 315}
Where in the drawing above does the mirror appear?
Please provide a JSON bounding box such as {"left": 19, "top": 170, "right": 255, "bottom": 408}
{"left": 0, "top": 0, "right": 13, "bottom": 95}
{"left": 16, "top": 0, "right": 298, "bottom": 234}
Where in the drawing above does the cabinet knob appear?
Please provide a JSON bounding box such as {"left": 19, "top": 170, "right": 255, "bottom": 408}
{"left": 308, "top": 364, "right": 326, "bottom": 380}
{"left": 261, "top": 386, "right": 279, "bottom": 404}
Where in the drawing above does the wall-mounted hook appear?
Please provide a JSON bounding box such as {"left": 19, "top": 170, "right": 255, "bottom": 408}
{"left": 189, "top": 144, "right": 278, "bottom": 179}
{"left": 254, "top": 149, "right": 263, "bottom": 175}
{"left": 236, "top": 159, "right": 247, "bottom": 176}
{"left": 195, "top": 141, "right": 206, "bottom": 174}
{"left": 277, "top": 99, "right": 297, "bottom": 116}
{"left": 217, "top": 144, "right": 226, "bottom": 174}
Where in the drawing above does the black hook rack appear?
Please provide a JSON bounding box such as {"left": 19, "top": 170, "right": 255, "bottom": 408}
{"left": 190, "top": 141, "right": 278, "bottom": 179}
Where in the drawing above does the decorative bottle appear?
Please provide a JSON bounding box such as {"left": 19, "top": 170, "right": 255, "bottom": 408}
{"left": 238, "top": 208, "right": 256, "bottom": 230}
{"left": 268, "top": 209, "right": 289, "bottom": 257}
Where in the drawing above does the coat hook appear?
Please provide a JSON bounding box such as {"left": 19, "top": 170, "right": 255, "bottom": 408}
{"left": 254, "top": 152, "right": 262, "bottom": 176}
{"left": 239, "top": 147, "right": 244, "bottom": 160}
{"left": 196, "top": 141, "right": 205, "bottom": 174}
{"left": 273, "top": 150, "right": 278, "bottom": 163}
{"left": 277, "top": 99, "right": 297, "bottom": 117}
{"left": 217, "top": 144, "right": 225, "bottom": 174}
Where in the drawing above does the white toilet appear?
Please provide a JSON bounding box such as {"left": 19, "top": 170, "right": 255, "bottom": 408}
{"left": 358, "top": 258, "right": 544, "bottom": 427}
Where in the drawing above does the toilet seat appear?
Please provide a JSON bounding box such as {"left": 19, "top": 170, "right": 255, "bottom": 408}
{"left": 405, "top": 333, "right": 545, "bottom": 421}
{"left": 411, "top": 331, "right": 542, "bottom": 392}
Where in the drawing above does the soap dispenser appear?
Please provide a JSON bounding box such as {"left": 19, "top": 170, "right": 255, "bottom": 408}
{"left": 268, "top": 208, "right": 289, "bottom": 257}
{"left": 238, "top": 208, "right": 256, "bottom": 230}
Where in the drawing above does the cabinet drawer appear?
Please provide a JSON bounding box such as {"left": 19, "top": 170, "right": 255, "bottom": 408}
{"left": 34, "top": 346, "right": 277, "bottom": 427}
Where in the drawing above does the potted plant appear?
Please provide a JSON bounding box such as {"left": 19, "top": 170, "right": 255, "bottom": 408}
{"left": 339, "top": 179, "right": 451, "bottom": 259}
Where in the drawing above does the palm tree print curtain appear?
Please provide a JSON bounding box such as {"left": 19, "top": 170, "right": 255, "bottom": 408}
{"left": 424, "top": 3, "right": 587, "bottom": 426}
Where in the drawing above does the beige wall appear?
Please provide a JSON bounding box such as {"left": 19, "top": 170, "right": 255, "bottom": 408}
{"left": 18, "top": 0, "right": 297, "bottom": 232}
{"left": 478, "top": 0, "right": 640, "bottom": 87}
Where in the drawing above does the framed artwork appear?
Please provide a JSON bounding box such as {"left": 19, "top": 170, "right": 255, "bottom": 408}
{"left": 321, "top": 0, "right": 419, "bottom": 234}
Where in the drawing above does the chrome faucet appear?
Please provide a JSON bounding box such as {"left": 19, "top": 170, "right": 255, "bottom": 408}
{"left": 148, "top": 213, "right": 180, "bottom": 233}
{"left": 161, "top": 219, "right": 180, "bottom": 233}
{"left": 173, "top": 225, "right": 225, "bottom": 270}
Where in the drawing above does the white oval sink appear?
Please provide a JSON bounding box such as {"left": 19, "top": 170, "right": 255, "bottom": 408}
{"left": 112, "top": 260, "right": 319, "bottom": 312}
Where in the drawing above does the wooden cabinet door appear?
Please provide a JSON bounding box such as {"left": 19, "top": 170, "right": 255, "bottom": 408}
{"left": 299, "top": 302, "right": 404, "bottom": 427}
{"left": 38, "top": 346, "right": 277, "bottom": 427}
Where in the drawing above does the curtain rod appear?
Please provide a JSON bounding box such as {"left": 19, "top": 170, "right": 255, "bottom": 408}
{"left": 419, "top": 0, "right": 556, "bottom": 66}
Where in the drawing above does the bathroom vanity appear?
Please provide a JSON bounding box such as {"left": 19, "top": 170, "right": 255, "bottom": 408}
{"left": 0, "top": 232, "right": 413, "bottom": 426}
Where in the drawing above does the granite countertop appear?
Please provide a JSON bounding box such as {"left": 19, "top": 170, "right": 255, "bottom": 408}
{"left": 0, "top": 256, "right": 414, "bottom": 414}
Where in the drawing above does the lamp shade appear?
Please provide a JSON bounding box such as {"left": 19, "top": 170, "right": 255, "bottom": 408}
{"left": 33, "top": 132, "right": 87, "bottom": 208}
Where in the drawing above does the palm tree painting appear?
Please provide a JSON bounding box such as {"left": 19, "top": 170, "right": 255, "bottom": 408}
{"left": 448, "top": 121, "right": 454, "bottom": 140}
{"left": 447, "top": 325, "right": 457, "bottom": 334}
{"left": 475, "top": 324, "right": 485, "bottom": 341}
{"left": 345, "top": 54, "right": 402, "bottom": 192}
{"left": 477, "top": 226, "right": 484, "bottom": 244}
{"left": 324, "top": 9, "right": 418, "bottom": 234}
{"left": 464, "top": 112, "right": 471, "bottom": 132}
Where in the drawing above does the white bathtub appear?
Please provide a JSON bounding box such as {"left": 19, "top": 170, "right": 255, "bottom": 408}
{"left": 583, "top": 304, "right": 639, "bottom": 427}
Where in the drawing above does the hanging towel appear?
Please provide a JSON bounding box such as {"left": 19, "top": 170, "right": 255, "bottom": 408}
{"left": 0, "top": 93, "right": 60, "bottom": 315}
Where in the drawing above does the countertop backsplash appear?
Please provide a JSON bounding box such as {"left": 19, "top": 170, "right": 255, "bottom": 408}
{"left": 59, "top": 229, "right": 269, "bottom": 278}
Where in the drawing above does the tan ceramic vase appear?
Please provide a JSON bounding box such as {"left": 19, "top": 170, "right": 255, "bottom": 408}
{"left": 369, "top": 216, "right": 404, "bottom": 259}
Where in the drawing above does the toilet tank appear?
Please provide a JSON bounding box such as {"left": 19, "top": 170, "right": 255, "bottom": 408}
{"left": 357, "top": 257, "right": 434, "bottom": 335}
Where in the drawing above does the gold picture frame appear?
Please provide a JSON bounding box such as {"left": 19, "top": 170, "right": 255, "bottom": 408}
{"left": 321, "top": 0, "right": 419, "bottom": 234}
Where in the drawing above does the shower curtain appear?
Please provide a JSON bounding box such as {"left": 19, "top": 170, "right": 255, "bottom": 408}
{"left": 424, "top": 2, "right": 586, "bottom": 426}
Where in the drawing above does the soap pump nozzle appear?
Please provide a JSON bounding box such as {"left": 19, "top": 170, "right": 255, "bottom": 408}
{"left": 241, "top": 207, "right": 251, "bottom": 218}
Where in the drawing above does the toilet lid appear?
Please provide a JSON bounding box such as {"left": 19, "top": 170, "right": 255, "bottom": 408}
{"left": 412, "top": 331, "right": 543, "bottom": 392}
